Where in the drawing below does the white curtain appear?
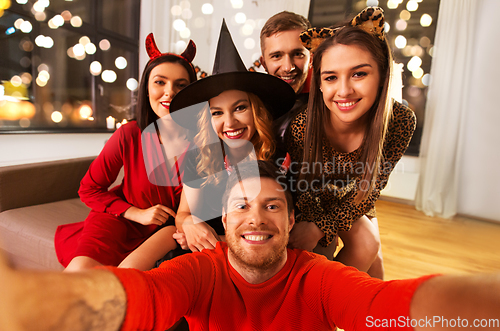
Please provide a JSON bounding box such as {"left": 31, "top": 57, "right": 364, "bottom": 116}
{"left": 415, "top": 0, "right": 480, "bottom": 218}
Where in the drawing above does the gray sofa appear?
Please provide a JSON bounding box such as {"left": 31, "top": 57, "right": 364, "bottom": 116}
{"left": 0, "top": 157, "right": 95, "bottom": 270}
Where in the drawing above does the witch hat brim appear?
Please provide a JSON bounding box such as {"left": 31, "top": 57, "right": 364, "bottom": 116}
{"left": 170, "top": 19, "right": 295, "bottom": 131}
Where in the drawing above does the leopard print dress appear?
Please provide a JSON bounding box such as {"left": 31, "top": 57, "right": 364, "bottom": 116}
{"left": 285, "top": 101, "right": 416, "bottom": 247}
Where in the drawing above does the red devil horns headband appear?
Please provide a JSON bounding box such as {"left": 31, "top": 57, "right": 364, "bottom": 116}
{"left": 145, "top": 33, "right": 196, "bottom": 64}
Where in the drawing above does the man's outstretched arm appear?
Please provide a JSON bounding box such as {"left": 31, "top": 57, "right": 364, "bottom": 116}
{"left": 411, "top": 273, "right": 500, "bottom": 330}
{"left": 0, "top": 249, "right": 126, "bottom": 331}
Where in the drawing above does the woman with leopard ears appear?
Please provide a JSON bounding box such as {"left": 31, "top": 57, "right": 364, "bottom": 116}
{"left": 285, "top": 7, "right": 416, "bottom": 279}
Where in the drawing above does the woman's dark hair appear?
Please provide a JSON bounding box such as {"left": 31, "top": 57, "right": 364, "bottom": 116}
{"left": 301, "top": 24, "right": 393, "bottom": 203}
{"left": 135, "top": 55, "right": 197, "bottom": 131}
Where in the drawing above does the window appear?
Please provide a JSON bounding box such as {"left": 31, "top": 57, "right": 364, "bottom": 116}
{"left": 308, "top": 0, "right": 441, "bottom": 156}
{"left": 0, "top": 0, "right": 140, "bottom": 133}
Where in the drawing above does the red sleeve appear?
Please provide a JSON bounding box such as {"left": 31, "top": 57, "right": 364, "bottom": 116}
{"left": 321, "top": 262, "right": 436, "bottom": 330}
{"left": 107, "top": 253, "right": 214, "bottom": 331}
{"left": 78, "top": 126, "right": 132, "bottom": 215}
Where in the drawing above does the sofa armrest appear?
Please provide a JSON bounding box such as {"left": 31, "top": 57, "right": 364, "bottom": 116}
{"left": 0, "top": 156, "right": 95, "bottom": 213}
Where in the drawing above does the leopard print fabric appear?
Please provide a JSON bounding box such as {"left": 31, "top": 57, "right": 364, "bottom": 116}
{"left": 284, "top": 101, "right": 416, "bottom": 247}
{"left": 351, "top": 6, "right": 385, "bottom": 40}
{"left": 300, "top": 6, "right": 385, "bottom": 54}
{"left": 300, "top": 27, "right": 335, "bottom": 52}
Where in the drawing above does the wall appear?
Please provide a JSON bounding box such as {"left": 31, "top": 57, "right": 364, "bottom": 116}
{"left": 0, "top": 133, "right": 112, "bottom": 166}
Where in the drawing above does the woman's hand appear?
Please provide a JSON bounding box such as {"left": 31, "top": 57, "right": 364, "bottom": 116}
{"left": 123, "top": 205, "right": 176, "bottom": 226}
{"left": 179, "top": 216, "right": 220, "bottom": 252}
{"left": 172, "top": 230, "right": 188, "bottom": 250}
{"left": 288, "top": 221, "right": 325, "bottom": 251}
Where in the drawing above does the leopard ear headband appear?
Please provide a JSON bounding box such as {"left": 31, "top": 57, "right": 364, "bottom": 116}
{"left": 300, "top": 6, "right": 385, "bottom": 53}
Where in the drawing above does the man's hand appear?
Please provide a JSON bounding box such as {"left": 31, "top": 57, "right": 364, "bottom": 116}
{"left": 123, "top": 205, "right": 176, "bottom": 226}
{"left": 179, "top": 216, "right": 220, "bottom": 252}
{"left": 288, "top": 221, "right": 325, "bottom": 251}
{"left": 0, "top": 246, "right": 126, "bottom": 331}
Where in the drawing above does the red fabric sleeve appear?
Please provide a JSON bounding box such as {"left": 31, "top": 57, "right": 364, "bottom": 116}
{"left": 320, "top": 262, "right": 437, "bottom": 330}
{"left": 107, "top": 253, "right": 215, "bottom": 331}
{"left": 78, "top": 126, "right": 132, "bottom": 215}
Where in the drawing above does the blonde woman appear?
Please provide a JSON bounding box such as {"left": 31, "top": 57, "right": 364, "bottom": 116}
{"left": 121, "top": 20, "right": 294, "bottom": 269}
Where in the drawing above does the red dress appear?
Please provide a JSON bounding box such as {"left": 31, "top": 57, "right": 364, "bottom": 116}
{"left": 55, "top": 121, "right": 188, "bottom": 267}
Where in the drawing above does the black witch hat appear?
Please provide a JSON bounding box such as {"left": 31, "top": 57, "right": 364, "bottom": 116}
{"left": 169, "top": 19, "right": 295, "bottom": 130}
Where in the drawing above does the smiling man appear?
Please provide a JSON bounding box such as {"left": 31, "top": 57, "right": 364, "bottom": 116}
{"left": 1, "top": 161, "right": 500, "bottom": 331}
{"left": 259, "top": 11, "right": 312, "bottom": 149}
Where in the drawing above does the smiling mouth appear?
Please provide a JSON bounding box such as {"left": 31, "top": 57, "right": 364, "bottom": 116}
{"left": 279, "top": 75, "right": 296, "bottom": 84}
{"left": 335, "top": 100, "right": 358, "bottom": 110}
{"left": 160, "top": 101, "right": 170, "bottom": 109}
{"left": 225, "top": 128, "right": 245, "bottom": 139}
{"left": 242, "top": 234, "right": 272, "bottom": 242}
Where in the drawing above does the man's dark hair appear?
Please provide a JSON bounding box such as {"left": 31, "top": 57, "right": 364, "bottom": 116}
{"left": 222, "top": 160, "right": 294, "bottom": 216}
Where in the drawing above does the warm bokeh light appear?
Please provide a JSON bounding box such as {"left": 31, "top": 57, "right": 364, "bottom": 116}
{"left": 406, "top": 0, "right": 418, "bottom": 11}
{"left": 73, "top": 43, "right": 85, "bottom": 56}
{"left": 235, "top": 12, "right": 246, "bottom": 24}
{"left": 400, "top": 10, "right": 411, "bottom": 21}
{"left": 10, "top": 75, "right": 23, "bottom": 87}
{"left": 79, "top": 104, "right": 93, "bottom": 119}
{"left": 67, "top": 47, "right": 75, "bottom": 58}
{"left": 79, "top": 36, "right": 91, "bottom": 45}
{"left": 420, "top": 36, "right": 431, "bottom": 48}
{"left": 14, "top": 18, "right": 24, "bottom": 29}
{"left": 102, "top": 70, "right": 117, "bottom": 83}
{"left": 180, "top": 27, "right": 191, "bottom": 38}
{"left": 173, "top": 19, "right": 186, "bottom": 31}
{"left": 20, "top": 20, "right": 32, "bottom": 33}
{"left": 115, "top": 56, "right": 127, "bottom": 69}
{"left": 34, "top": 11, "right": 46, "bottom": 21}
{"left": 422, "top": 73, "right": 431, "bottom": 86}
{"left": 194, "top": 17, "right": 205, "bottom": 28}
{"left": 85, "top": 43, "right": 96, "bottom": 54}
{"left": 420, "top": 14, "right": 433, "bottom": 27}
{"left": 182, "top": 8, "right": 192, "bottom": 20}
{"left": 52, "top": 14, "right": 64, "bottom": 26}
{"left": 99, "top": 39, "right": 111, "bottom": 51}
{"left": 395, "top": 19, "right": 407, "bottom": 31}
{"left": 201, "top": 3, "right": 213, "bottom": 14}
{"left": 241, "top": 23, "right": 253, "bottom": 36}
{"left": 126, "top": 78, "right": 138, "bottom": 91}
{"left": 61, "top": 10, "right": 72, "bottom": 21}
{"left": 21, "top": 72, "right": 32, "bottom": 85}
{"left": 387, "top": 0, "right": 398, "bottom": 9}
{"left": 89, "top": 61, "right": 102, "bottom": 76}
{"left": 407, "top": 56, "right": 422, "bottom": 72}
{"left": 412, "top": 67, "right": 424, "bottom": 79}
{"left": 171, "top": 5, "right": 182, "bottom": 16}
{"left": 0, "top": 99, "right": 35, "bottom": 120}
{"left": 51, "top": 111, "right": 63, "bottom": 123}
{"left": 231, "top": 0, "right": 243, "bottom": 9}
{"left": 70, "top": 16, "right": 82, "bottom": 27}
{"left": 395, "top": 35, "right": 407, "bottom": 49}
{"left": 175, "top": 40, "right": 187, "bottom": 53}
{"left": 38, "top": 63, "right": 49, "bottom": 72}
{"left": 244, "top": 38, "right": 255, "bottom": 49}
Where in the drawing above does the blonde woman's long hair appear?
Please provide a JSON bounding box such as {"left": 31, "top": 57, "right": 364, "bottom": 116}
{"left": 195, "top": 91, "right": 276, "bottom": 186}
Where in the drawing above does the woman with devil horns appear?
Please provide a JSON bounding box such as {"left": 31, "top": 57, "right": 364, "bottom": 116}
{"left": 54, "top": 34, "right": 198, "bottom": 271}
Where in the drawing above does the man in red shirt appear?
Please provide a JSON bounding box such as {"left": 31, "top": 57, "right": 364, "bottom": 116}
{"left": 0, "top": 161, "right": 499, "bottom": 331}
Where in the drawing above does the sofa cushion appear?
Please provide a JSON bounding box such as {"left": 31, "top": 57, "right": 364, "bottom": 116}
{"left": 0, "top": 157, "right": 94, "bottom": 213}
{"left": 0, "top": 198, "right": 90, "bottom": 270}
